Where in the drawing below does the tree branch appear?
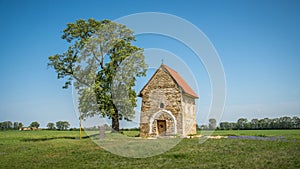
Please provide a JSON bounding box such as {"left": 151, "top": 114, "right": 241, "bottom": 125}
{"left": 72, "top": 75, "right": 91, "bottom": 87}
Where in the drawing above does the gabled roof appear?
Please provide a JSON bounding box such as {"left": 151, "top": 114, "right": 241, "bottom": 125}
{"left": 139, "top": 64, "right": 199, "bottom": 99}
{"left": 162, "top": 64, "right": 199, "bottom": 98}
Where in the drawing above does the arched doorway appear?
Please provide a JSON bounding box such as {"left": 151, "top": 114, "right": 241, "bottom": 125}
{"left": 149, "top": 110, "right": 177, "bottom": 136}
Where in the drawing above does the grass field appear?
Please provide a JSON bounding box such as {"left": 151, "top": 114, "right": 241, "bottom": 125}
{"left": 0, "top": 130, "right": 299, "bottom": 168}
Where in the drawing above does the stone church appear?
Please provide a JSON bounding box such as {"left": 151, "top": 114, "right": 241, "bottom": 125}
{"left": 139, "top": 64, "right": 198, "bottom": 138}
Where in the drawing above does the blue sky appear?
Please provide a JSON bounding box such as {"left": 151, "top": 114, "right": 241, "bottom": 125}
{"left": 0, "top": 0, "right": 299, "bottom": 127}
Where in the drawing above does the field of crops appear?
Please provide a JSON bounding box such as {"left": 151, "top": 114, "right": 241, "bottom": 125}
{"left": 0, "top": 130, "right": 299, "bottom": 168}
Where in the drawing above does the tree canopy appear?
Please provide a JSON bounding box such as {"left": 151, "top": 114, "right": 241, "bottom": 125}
{"left": 219, "top": 116, "right": 300, "bottom": 130}
{"left": 56, "top": 121, "right": 70, "bottom": 130}
{"left": 47, "top": 122, "right": 55, "bottom": 130}
{"left": 48, "top": 19, "right": 147, "bottom": 131}
{"left": 30, "top": 121, "right": 40, "bottom": 128}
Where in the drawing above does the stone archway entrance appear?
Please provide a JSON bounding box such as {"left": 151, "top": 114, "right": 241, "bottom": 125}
{"left": 149, "top": 110, "right": 177, "bottom": 136}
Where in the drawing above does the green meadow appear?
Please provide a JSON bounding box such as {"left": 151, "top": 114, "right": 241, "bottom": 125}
{"left": 0, "top": 130, "right": 299, "bottom": 168}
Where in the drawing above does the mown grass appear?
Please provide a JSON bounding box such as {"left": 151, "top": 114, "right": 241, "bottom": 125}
{"left": 0, "top": 130, "right": 299, "bottom": 168}
{"left": 199, "top": 129, "right": 300, "bottom": 139}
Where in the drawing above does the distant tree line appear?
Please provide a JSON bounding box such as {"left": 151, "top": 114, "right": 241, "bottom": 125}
{"left": 198, "top": 116, "right": 300, "bottom": 130}
{"left": 219, "top": 116, "right": 300, "bottom": 130}
{"left": 2, "top": 116, "right": 299, "bottom": 131}
{"left": 0, "top": 121, "right": 70, "bottom": 130}
{"left": 0, "top": 121, "right": 23, "bottom": 130}
{"left": 48, "top": 121, "right": 70, "bottom": 130}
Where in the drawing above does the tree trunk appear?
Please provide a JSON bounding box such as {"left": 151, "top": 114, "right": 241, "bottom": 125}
{"left": 111, "top": 105, "right": 119, "bottom": 132}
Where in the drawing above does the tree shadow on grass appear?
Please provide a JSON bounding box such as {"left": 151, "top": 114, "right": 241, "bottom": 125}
{"left": 21, "top": 134, "right": 99, "bottom": 142}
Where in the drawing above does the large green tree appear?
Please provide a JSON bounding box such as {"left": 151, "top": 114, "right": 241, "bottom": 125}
{"left": 18, "top": 122, "right": 23, "bottom": 129}
{"left": 0, "top": 121, "right": 12, "bottom": 130}
{"left": 48, "top": 19, "right": 147, "bottom": 132}
{"left": 13, "top": 122, "right": 19, "bottom": 130}
{"left": 30, "top": 121, "right": 40, "bottom": 128}
{"left": 56, "top": 121, "right": 70, "bottom": 130}
{"left": 237, "top": 118, "right": 248, "bottom": 130}
{"left": 47, "top": 122, "right": 55, "bottom": 130}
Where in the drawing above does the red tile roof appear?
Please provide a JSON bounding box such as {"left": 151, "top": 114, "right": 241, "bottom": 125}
{"left": 161, "top": 64, "right": 199, "bottom": 98}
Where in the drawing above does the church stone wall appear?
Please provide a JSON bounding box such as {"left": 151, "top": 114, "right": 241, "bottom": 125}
{"left": 140, "top": 68, "right": 182, "bottom": 137}
{"left": 182, "top": 94, "right": 197, "bottom": 136}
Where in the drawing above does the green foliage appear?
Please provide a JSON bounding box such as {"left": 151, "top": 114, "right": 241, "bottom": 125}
{"left": 13, "top": 122, "right": 19, "bottom": 130}
{"left": 237, "top": 118, "right": 248, "bottom": 129}
{"left": 0, "top": 121, "right": 21, "bottom": 130}
{"left": 199, "top": 124, "right": 209, "bottom": 130}
{"left": 219, "top": 116, "right": 300, "bottom": 130}
{"left": 18, "top": 122, "right": 23, "bottom": 129}
{"left": 48, "top": 19, "right": 147, "bottom": 131}
{"left": 46, "top": 122, "right": 55, "bottom": 130}
{"left": 0, "top": 121, "right": 12, "bottom": 130}
{"left": 30, "top": 121, "right": 40, "bottom": 128}
{"left": 55, "top": 121, "right": 70, "bottom": 130}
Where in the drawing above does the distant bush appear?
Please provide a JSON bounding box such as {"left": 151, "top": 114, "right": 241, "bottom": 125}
{"left": 69, "top": 128, "right": 81, "bottom": 131}
{"left": 120, "top": 127, "right": 140, "bottom": 131}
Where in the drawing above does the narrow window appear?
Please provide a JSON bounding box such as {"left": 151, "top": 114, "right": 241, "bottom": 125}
{"left": 160, "top": 103, "right": 164, "bottom": 108}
